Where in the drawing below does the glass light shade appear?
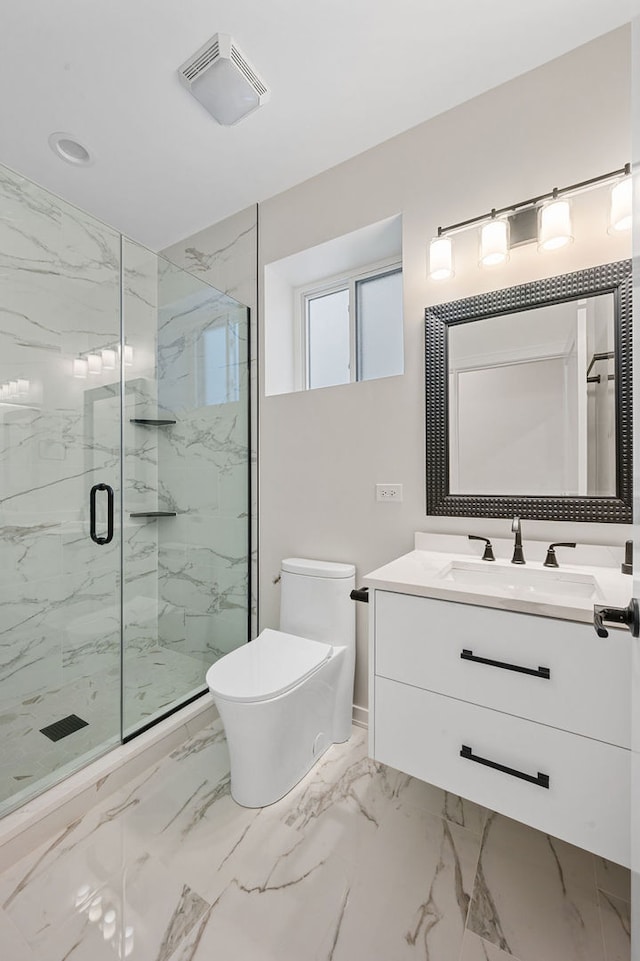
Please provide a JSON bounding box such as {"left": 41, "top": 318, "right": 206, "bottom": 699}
{"left": 428, "top": 236, "right": 453, "bottom": 280}
{"left": 123, "top": 344, "right": 134, "bottom": 366}
{"left": 73, "top": 357, "right": 88, "bottom": 378}
{"left": 101, "top": 348, "right": 117, "bottom": 369}
{"left": 17, "top": 378, "right": 29, "bottom": 396}
{"left": 0, "top": 385, "right": 8, "bottom": 400}
{"left": 538, "top": 199, "right": 573, "bottom": 250}
{"left": 610, "top": 178, "right": 632, "bottom": 232}
{"left": 87, "top": 353, "right": 102, "bottom": 375}
{"left": 479, "top": 219, "right": 509, "bottom": 266}
{"left": 8, "top": 381, "right": 18, "bottom": 397}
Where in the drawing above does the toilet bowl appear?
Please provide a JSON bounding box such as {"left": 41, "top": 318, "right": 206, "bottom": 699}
{"left": 206, "top": 557, "right": 355, "bottom": 807}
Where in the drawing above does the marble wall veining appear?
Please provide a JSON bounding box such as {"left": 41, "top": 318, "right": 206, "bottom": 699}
{"left": 0, "top": 163, "right": 122, "bottom": 721}
{"left": 161, "top": 205, "right": 258, "bottom": 638}
{"left": 0, "top": 163, "right": 251, "bottom": 811}
{"left": 154, "top": 269, "right": 250, "bottom": 679}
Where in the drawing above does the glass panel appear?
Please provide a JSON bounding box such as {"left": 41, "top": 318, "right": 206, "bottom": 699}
{"left": 307, "top": 289, "right": 350, "bottom": 389}
{"left": 356, "top": 269, "right": 403, "bottom": 381}
{"left": 0, "top": 163, "right": 122, "bottom": 815}
{"left": 122, "top": 242, "right": 249, "bottom": 737}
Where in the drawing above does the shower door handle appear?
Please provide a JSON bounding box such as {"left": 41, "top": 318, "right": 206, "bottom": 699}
{"left": 90, "top": 483, "right": 114, "bottom": 545}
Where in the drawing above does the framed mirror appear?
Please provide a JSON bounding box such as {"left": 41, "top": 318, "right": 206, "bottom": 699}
{"left": 425, "top": 260, "right": 632, "bottom": 523}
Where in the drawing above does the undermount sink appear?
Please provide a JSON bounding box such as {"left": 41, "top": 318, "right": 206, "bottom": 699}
{"left": 436, "top": 560, "right": 603, "bottom": 601}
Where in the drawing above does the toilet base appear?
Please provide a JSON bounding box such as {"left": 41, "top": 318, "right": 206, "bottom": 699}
{"left": 214, "top": 648, "right": 348, "bottom": 808}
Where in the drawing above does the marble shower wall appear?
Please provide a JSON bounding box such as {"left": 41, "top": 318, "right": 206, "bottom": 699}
{"left": 161, "top": 205, "right": 258, "bottom": 636}
{"left": 0, "top": 164, "right": 122, "bottom": 725}
{"left": 154, "top": 260, "right": 250, "bottom": 674}
{"left": 121, "top": 239, "right": 161, "bottom": 664}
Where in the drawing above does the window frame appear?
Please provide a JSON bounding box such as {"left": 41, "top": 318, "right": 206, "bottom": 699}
{"left": 296, "top": 258, "right": 402, "bottom": 391}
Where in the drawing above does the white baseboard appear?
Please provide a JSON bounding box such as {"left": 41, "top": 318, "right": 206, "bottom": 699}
{"left": 352, "top": 704, "right": 368, "bottom": 730}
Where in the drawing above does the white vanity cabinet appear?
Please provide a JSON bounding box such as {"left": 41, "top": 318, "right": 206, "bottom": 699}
{"left": 369, "top": 589, "right": 631, "bottom": 866}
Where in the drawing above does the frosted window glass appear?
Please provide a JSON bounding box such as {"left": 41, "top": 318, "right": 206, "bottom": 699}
{"left": 308, "top": 289, "right": 350, "bottom": 389}
{"left": 356, "top": 270, "right": 403, "bottom": 381}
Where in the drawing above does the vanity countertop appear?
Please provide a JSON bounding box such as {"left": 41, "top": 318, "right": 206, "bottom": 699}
{"left": 362, "top": 534, "right": 632, "bottom": 625}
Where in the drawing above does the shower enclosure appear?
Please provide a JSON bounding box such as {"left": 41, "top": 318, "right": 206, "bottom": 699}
{"left": 0, "top": 163, "right": 250, "bottom": 816}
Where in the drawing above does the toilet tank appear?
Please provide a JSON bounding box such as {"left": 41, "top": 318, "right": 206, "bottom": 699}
{"left": 279, "top": 557, "right": 355, "bottom": 648}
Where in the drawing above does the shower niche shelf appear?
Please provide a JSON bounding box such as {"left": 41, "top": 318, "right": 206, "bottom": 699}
{"left": 129, "top": 511, "right": 177, "bottom": 518}
{"left": 130, "top": 418, "right": 176, "bottom": 426}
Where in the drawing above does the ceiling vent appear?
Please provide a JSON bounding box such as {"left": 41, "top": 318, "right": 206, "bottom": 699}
{"left": 178, "top": 33, "right": 269, "bottom": 126}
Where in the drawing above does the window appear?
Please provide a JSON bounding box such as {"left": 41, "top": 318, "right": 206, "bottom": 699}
{"left": 300, "top": 263, "right": 403, "bottom": 390}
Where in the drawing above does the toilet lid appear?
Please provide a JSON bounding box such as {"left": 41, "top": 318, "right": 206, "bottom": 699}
{"left": 205, "top": 629, "right": 333, "bottom": 703}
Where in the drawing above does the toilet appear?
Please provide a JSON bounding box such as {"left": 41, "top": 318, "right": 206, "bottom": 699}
{"left": 206, "top": 557, "right": 355, "bottom": 807}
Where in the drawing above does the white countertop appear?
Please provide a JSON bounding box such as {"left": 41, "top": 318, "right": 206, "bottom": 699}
{"left": 362, "top": 533, "right": 632, "bottom": 625}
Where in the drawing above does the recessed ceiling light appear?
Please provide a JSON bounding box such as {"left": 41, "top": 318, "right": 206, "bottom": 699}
{"left": 48, "top": 131, "right": 93, "bottom": 166}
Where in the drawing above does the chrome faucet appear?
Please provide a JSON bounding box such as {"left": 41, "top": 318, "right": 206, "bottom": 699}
{"left": 511, "top": 516, "right": 525, "bottom": 565}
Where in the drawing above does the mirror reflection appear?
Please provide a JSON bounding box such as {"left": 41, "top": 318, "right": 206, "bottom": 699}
{"left": 448, "top": 293, "right": 615, "bottom": 497}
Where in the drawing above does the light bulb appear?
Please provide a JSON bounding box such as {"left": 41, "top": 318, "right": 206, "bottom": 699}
{"left": 88, "top": 896, "right": 103, "bottom": 923}
{"left": 87, "top": 353, "right": 102, "bottom": 375}
{"left": 101, "top": 348, "right": 117, "bottom": 369}
{"left": 479, "top": 218, "right": 509, "bottom": 267}
{"left": 73, "top": 357, "right": 88, "bottom": 378}
{"left": 610, "top": 177, "right": 632, "bottom": 232}
{"left": 538, "top": 199, "right": 573, "bottom": 251}
{"left": 428, "top": 236, "right": 454, "bottom": 280}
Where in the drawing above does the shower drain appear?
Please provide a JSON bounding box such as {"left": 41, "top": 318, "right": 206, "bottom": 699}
{"left": 40, "top": 714, "right": 88, "bottom": 742}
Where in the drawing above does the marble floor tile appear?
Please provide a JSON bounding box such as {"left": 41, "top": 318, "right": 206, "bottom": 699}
{"left": 460, "top": 930, "right": 523, "bottom": 961}
{"left": 598, "top": 891, "right": 631, "bottom": 961}
{"left": 467, "top": 813, "right": 606, "bottom": 961}
{"left": 0, "top": 905, "right": 34, "bottom": 960}
{"left": 381, "top": 766, "right": 489, "bottom": 838}
{"left": 0, "top": 718, "right": 627, "bottom": 961}
{"left": 327, "top": 806, "right": 481, "bottom": 961}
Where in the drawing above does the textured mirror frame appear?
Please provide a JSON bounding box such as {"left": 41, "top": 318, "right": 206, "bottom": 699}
{"left": 425, "top": 260, "right": 632, "bottom": 523}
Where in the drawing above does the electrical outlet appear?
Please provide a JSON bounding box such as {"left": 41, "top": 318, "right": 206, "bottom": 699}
{"left": 376, "top": 484, "right": 403, "bottom": 502}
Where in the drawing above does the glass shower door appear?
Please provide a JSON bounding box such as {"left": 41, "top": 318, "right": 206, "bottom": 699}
{"left": 121, "top": 242, "right": 249, "bottom": 737}
{"left": 0, "top": 164, "right": 122, "bottom": 815}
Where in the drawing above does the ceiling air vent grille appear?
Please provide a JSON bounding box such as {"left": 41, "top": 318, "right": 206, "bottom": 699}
{"left": 181, "top": 39, "right": 220, "bottom": 82}
{"left": 178, "top": 33, "right": 270, "bottom": 125}
{"left": 230, "top": 44, "right": 268, "bottom": 97}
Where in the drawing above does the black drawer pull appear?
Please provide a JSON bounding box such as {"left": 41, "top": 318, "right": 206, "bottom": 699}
{"left": 460, "top": 745, "right": 550, "bottom": 789}
{"left": 461, "top": 649, "right": 550, "bottom": 680}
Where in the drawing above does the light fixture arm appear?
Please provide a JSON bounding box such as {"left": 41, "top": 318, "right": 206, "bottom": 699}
{"left": 435, "top": 163, "right": 630, "bottom": 238}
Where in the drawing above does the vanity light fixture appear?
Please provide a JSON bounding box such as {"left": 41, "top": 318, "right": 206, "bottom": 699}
{"left": 123, "top": 343, "right": 134, "bottom": 367}
{"left": 428, "top": 234, "right": 454, "bottom": 280}
{"left": 609, "top": 165, "right": 632, "bottom": 232}
{"left": 101, "top": 348, "right": 117, "bottom": 370}
{"left": 87, "top": 353, "right": 102, "bottom": 375}
{"left": 429, "top": 162, "right": 630, "bottom": 280}
{"left": 538, "top": 192, "right": 573, "bottom": 251}
{"left": 479, "top": 213, "right": 509, "bottom": 266}
{"left": 73, "top": 356, "right": 88, "bottom": 378}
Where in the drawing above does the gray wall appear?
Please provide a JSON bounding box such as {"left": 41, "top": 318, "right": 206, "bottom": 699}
{"left": 257, "top": 27, "right": 633, "bottom": 716}
{"left": 163, "top": 28, "right": 633, "bottom": 720}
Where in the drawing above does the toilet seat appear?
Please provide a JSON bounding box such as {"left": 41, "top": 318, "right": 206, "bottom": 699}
{"left": 206, "top": 629, "right": 333, "bottom": 704}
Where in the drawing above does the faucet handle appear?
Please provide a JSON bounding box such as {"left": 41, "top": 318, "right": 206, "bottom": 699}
{"left": 543, "top": 542, "right": 576, "bottom": 568}
{"left": 468, "top": 535, "right": 495, "bottom": 562}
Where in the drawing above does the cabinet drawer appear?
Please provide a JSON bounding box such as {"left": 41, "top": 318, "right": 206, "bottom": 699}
{"left": 374, "top": 676, "right": 629, "bottom": 865}
{"left": 375, "top": 591, "right": 630, "bottom": 747}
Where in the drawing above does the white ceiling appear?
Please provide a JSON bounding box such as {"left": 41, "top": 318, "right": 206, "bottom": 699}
{"left": 0, "top": 0, "right": 638, "bottom": 251}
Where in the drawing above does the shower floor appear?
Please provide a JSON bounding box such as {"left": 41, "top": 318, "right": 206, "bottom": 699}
{"left": 0, "top": 646, "right": 208, "bottom": 812}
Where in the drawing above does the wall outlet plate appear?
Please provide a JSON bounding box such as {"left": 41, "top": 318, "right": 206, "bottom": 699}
{"left": 376, "top": 484, "right": 403, "bottom": 502}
